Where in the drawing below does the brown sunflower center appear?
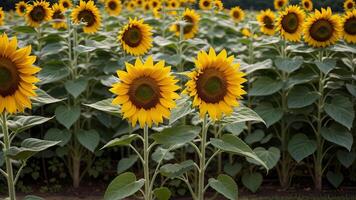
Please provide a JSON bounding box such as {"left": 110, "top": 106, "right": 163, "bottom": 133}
{"left": 344, "top": 17, "right": 356, "bottom": 35}
{"left": 304, "top": 2, "right": 310, "bottom": 8}
{"left": 203, "top": 1, "right": 210, "bottom": 7}
{"left": 263, "top": 16, "right": 274, "bottom": 29}
{"left": 310, "top": 19, "right": 334, "bottom": 42}
{"left": 196, "top": 68, "right": 227, "bottom": 103}
{"left": 123, "top": 26, "right": 142, "bottom": 47}
{"left": 137, "top": 0, "right": 142, "bottom": 5}
{"left": 0, "top": 57, "right": 20, "bottom": 97}
{"left": 129, "top": 76, "right": 161, "bottom": 109}
{"left": 153, "top": 2, "right": 158, "bottom": 7}
{"left": 277, "top": 0, "right": 284, "bottom": 7}
{"left": 347, "top": 2, "right": 354, "bottom": 9}
{"left": 63, "top": 2, "right": 69, "bottom": 8}
{"left": 30, "top": 6, "right": 46, "bottom": 22}
{"left": 53, "top": 11, "right": 64, "bottom": 20}
{"left": 20, "top": 5, "right": 26, "bottom": 13}
{"left": 233, "top": 11, "right": 240, "bottom": 19}
{"left": 281, "top": 12, "right": 299, "bottom": 33}
{"left": 108, "top": 1, "right": 117, "bottom": 10}
{"left": 78, "top": 10, "right": 96, "bottom": 27}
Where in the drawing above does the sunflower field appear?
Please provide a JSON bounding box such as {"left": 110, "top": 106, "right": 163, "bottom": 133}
{"left": 0, "top": 0, "right": 355, "bottom": 199}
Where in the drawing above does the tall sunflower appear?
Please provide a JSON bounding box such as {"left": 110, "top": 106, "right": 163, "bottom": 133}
{"left": 59, "top": 0, "right": 73, "bottom": 10}
{"left": 257, "top": 9, "right": 276, "bottom": 36}
{"left": 51, "top": 3, "right": 67, "bottom": 29}
{"left": 170, "top": 8, "right": 200, "bottom": 39}
{"left": 0, "top": 8, "right": 4, "bottom": 26}
{"left": 110, "top": 56, "right": 180, "bottom": 127}
{"left": 184, "top": 48, "right": 246, "bottom": 120}
{"left": 344, "top": 0, "right": 355, "bottom": 11}
{"left": 118, "top": 18, "right": 153, "bottom": 56}
{"left": 199, "top": 0, "right": 212, "bottom": 10}
{"left": 303, "top": 7, "right": 342, "bottom": 48}
{"left": 274, "top": 0, "right": 288, "bottom": 10}
{"left": 25, "top": 1, "right": 53, "bottom": 28}
{"left": 342, "top": 9, "right": 356, "bottom": 44}
{"left": 230, "top": 6, "right": 245, "bottom": 23}
{"left": 71, "top": 0, "right": 102, "bottom": 34}
{"left": 0, "top": 34, "right": 40, "bottom": 114}
{"left": 276, "top": 5, "right": 305, "bottom": 42}
{"left": 15, "top": 1, "right": 28, "bottom": 16}
{"left": 105, "top": 0, "right": 122, "bottom": 16}
{"left": 301, "top": 0, "right": 313, "bottom": 11}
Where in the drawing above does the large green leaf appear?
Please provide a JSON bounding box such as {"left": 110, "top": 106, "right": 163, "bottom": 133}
{"left": 247, "top": 147, "right": 280, "bottom": 169}
{"left": 288, "top": 133, "right": 316, "bottom": 162}
{"left": 275, "top": 57, "right": 303, "bottom": 73}
{"left": 38, "top": 60, "right": 70, "bottom": 85}
{"left": 209, "top": 174, "right": 238, "bottom": 200}
{"left": 336, "top": 150, "right": 356, "bottom": 168}
{"left": 321, "top": 124, "right": 353, "bottom": 151}
{"left": 104, "top": 172, "right": 144, "bottom": 200}
{"left": 76, "top": 129, "right": 100, "bottom": 152}
{"left": 117, "top": 155, "right": 138, "bottom": 174}
{"left": 44, "top": 128, "right": 71, "bottom": 147}
{"left": 169, "top": 96, "right": 194, "bottom": 125}
{"left": 13, "top": 26, "right": 36, "bottom": 34}
{"left": 324, "top": 95, "right": 354, "bottom": 130}
{"left": 241, "top": 172, "right": 263, "bottom": 193}
{"left": 241, "top": 59, "right": 272, "bottom": 74}
{"left": 287, "top": 86, "right": 319, "bottom": 109}
{"left": 32, "top": 89, "right": 64, "bottom": 107}
{"left": 152, "top": 125, "right": 200, "bottom": 146}
{"left": 153, "top": 187, "right": 171, "bottom": 200}
{"left": 152, "top": 147, "right": 175, "bottom": 163}
{"left": 55, "top": 105, "right": 81, "bottom": 129}
{"left": 315, "top": 59, "right": 336, "bottom": 74}
{"left": 223, "top": 105, "right": 265, "bottom": 125}
{"left": 65, "top": 78, "right": 88, "bottom": 98}
{"left": 254, "top": 103, "right": 283, "bottom": 127}
{"left": 249, "top": 77, "right": 283, "bottom": 96}
{"left": 245, "top": 129, "right": 265, "bottom": 144}
{"left": 84, "top": 99, "right": 121, "bottom": 117}
{"left": 7, "top": 116, "right": 53, "bottom": 133}
{"left": 101, "top": 134, "right": 140, "bottom": 149}
{"left": 160, "top": 160, "right": 195, "bottom": 178}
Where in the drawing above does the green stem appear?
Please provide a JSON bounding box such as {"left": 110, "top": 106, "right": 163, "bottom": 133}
{"left": 143, "top": 125, "right": 151, "bottom": 200}
{"left": 198, "top": 116, "right": 208, "bottom": 200}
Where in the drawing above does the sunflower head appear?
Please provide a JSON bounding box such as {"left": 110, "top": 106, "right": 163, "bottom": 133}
{"left": 344, "top": 0, "right": 355, "bottom": 11}
{"left": 59, "top": 0, "right": 73, "bottom": 10}
{"left": 213, "top": 0, "right": 224, "bottom": 12}
{"left": 199, "top": 0, "right": 212, "bottom": 10}
{"left": 301, "top": 0, "right": 313, "bottom": 11}
{"left": 241, "top": 27, "right": 252, "bottom": 37}
{"left": 342, "top": 9, "right": 356, "bottom": 43}
{"left": 276, "top": 5, "right": 305, "bottom": 42}
{"left": 126, "top": 1, "right": 136, "bottom": 11}
{"left": 230, "top": 6, "right": 245, "bottom": 23}
{"left": 25, "top": 1, "right": 53, "bottom": 28}
{"left": 303, "top": 7, "right": 342, "bottom": 48}
{"left": 51, "top": 3, "right": 67, "bottom": 29}
{"left": 105, "top": 0, "right": 122, "bottom": 16}
{"left": 274, "top": 0, "right": 288, "bottom": 10}
{"left": 0, "top": 8, "right": 4, "bottom": 26}
{"left": 71, "top": 0, "right": 102, "bottom": 34}
{"left": 150, "top": 0, "right": 162, "bottom": 10}
{"left": 170, "top": 8, "right": 201, "bottom": 39}
{"left": 16, "top": 1, "right": 28, "bottom": 16}
{"left": 110, "top": 56, "right": 180, "bottom": 128}
{"left": 0, "top": 34, "right": 41, "bottom": 114}
{"left": 257, "top": 9, "right": 276, "bottom": 35}
{"left": 184, "top": 48, "right": 246, "bottom": 120}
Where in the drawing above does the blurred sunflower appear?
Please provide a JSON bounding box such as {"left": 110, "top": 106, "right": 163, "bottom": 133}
{"left": 276, "top": 5, "right": 305, "bottom": 42}
{"left": 59, "top": 0, "right": 72, "bottom": 10}
{"left": 143, "top": 2, "right": 151, "bottom": 12}
{"left": 25, "top": 1, "right": 53, "bottom": 28}
{"left": 344, "top": 0, "right": 355, "bottom": 11}
{"left": 303, "top": 7, "right": 342, "bottom": 48}
{"left": 241, "top": 28, "right": 252, "bottom": 37}
{"left": 168, "top": 0, "right": 181, "bottom": 15}
{"left": 0, "top": 34, "right": 40, "bottom": 114}
{"left": 135, "top": 0, "right": 144, "bottom": 8}
{"left": 118, "top": 18, "right": 153, "bottom": 56}
{"left": 184, "top": 48, "right": 246, "bottom": 120}
{"left": 342, "top": 9, "right": 356, "bottom": 43}
{"left": 71, "top": 0, "right": 101, "bottom": 34}
{"left": 110, "top": 56, "right": 180, "bottom": 128}
{"left": 301, "top": 0, "right": 313, "bottom": 11}
{"left": 230, "top": 6, "right": 245, "bottom": 23}
{"left": 199, "top": 0, "right": 212, "bottom": 10}
{"left": 274, "top": 0, "right": 288, "bottom": 10}
{"left": 0, "top": 8, "right": 4, "bottom": 26}
{"left": 150, "top": 0, "right": 161, "bottom": 10}
{"left": 15, "top": 1, "right": 27, "bottom": 16}
{"left": 170, "top": 8, "right": 200, "bottom": 39}
{"left": 127, "top": 1, "right": 136, "bottom": 11}
{"left": 105, "top": 0, "right": 122, "bottom": 16}
{"left": 257, "top": 9, "right": 276, "bottom": 35}
{"left": 214, "top": 0, "right": 224, "bottom": 11}
{"left": 51, "top": 3, "right": 67, "bottom": 29}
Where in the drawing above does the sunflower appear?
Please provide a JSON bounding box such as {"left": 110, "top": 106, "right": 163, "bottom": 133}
{"left": 170, "top": 8, "right": 200, "bottom": 39}
{"left": 184, "top": 48, "right": 246, "bottom": 120}
{"left": 274, "top": 0, "right": 288, "bottom": 10}
{"left": 257, "top": 9, "right": 276, "bottom": 35}
{"left": 0, "top": 34, "right": 40, "bottom": 114}
{"left": 126, "top": 1, "right": 136, "bottom": 11}
{"left": 15, "top": 1, "right": 27, "bottom": 16}
{"left": 342, "top": 9, "right": 356, "bottom": 43}
{"left": 214, "top": 0, "right": 224, "bottom": 11}
{"left": 51, "top": 3, "right": 67, "bottom": 29}
{"left": 59, "top": 0, "right": 72, "bottom": 10}
{"left": 230, "top": 6, "right": 245, "bottom": 23}
{"left": 301, "top": 0, "right": 313, "bottom": 11}
{"left": 167, "top": 0, "right": 181, "bottom": 15}
{"left": 25, "top": 1, "right": 53, "bottom": 28}
{"left": 344, "top": 0, "right": 355, "bottom": 11}
{"left": 0, "top": 8, "right": 4, "bottom": 26}
{"left": 71, "top": 0, "right": 101, "bottom": 34}
{"left": 303, "top": 7, "right": 342, "bottom": 48}
{"left": 142, "top": 2, "right": 151, "bottom": 12}
{"left": 276, "top": 5, "right": 305, "bottom": 42}
{"left": 150, "top": 0, "right": 161, "bottom": 10}
{"left": 241, "top": 28, "right": 252, "bottom": 37}
{"left": 110, "top": 56, "right": 180, "bottom": 127}
{"left": 118, "top": 18, "right": 153, "bottom": 56}
{"left": 105, "top": 0, "right": 122, "bottom": 16}
{"left": 199, "top": 0, "right": 212, "bottom": 10}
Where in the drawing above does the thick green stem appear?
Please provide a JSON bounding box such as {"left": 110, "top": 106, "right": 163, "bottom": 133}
{"left": 143, "top": 125, "right": 151, "bottom": 200}
{"left": 198, "top": 116, "right": 208, "bottom": 200}
{"left": 1, "top": 113, "right": 16, "bottom": 200}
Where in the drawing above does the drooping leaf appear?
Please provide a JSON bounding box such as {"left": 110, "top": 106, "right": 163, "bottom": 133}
{"left": 321, "top": 124, "right": 353, "bottom": 151}
{"left": 160, "top": 160, "right": 195, "bottom": 178}
{"left": 275, "top": 57, "right": 303, "bottom": 73}
{"left": 254, "top": 103, "right": 283, "bottom": 127}
{"left": 7, "top": 116, "right": 53, "bottom": 133}
{"left": 44, "top": 128, "right": 71, "bottom": 147}
{"left": 101, "top": 134, "right": 140, "bottom": 149}
{"left": 209, "top": 174, "right": 238, "bottom": 200}
{"left": 247, "top": 147, "right": 280, "bottom": 169}
{"left": 152, "top": 125, "right": 200, "bottom": 146}
{"left": 315, "top": 59, "right": 336, "bottom": 74}
{"left": 324, "top": 95, "right": 354, "bottom": 130}
{"left": 84, "top": 99, "right": 121, "bottom": 117}
{"left": 104, "top": 172, "right": 144, "bottom": 200}
{"left": 249, "top": 77, "right": 283, "bottom": 96}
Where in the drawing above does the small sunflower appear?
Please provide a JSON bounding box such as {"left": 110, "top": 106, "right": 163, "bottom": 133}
{"left": 143, "top": 2, "right": 151, "bottom": 12}
{"left": 51, "top": 3, "right": 67, "bottom": 29}
{"left": 274, "top": 0, "right": 288, "bottom": 10}
{"left": 184, "top": 48, "right": 246, "bottom": 120}
{"left": 25, "top": 1, "right": 53, "bottom": 28}
{"left": 199, "top": 0, "right": 212, "bottom": 10}
{"left": 241, "top": 28, "right": 252, "bottom": 37}
{"left": 0, "top": 34, "right": 40, "bottom": 114}
{"left": 105, "top": 0, "right": 122, "bottom": 16}
{"left": 150, "top": 0, "right": 162, "bottom": 10}
{"left": 170, "top": 8, "right": 200, "bottom": 39}
{"left": 15, "top": 1, "right": 27, "bottom": 16}
{"left": 257, "top": 9, "right": 276, "bottom": 35}
{"left": 276, "top": 5, "right": 305, "bottom": 42}
{"left": 110, "top": 56, "right": 180, "bottom": 128}
{"left": 71, "top": 0, "right": 102, "bottom": 34}
{"left": 118, "top": 18, "right": 153, "bottom": 56}
{"left": 135, "top": 0, "right": 144, "bottom": 8}
{"left": 342, "top": 9, "right": 356, "bottom": 43}
{"left": 230, "top": 6, "right": 245, "bottom": 23}
{"left": 301, "top": 0, "right": 313, "bottom": 11}
{"left": 214, "top": 0, "right": 224, "bottom": 11}
{"left": 0, "top": 8, "right": 4, "bottom": 26}
{"left": 59, "top": 0, "right": 73, "bottom": 10}
{"left": 303, "top": 7, "right": 342, "bottom": 48}
{"left": 167, "top": 0, "right": 181, "bottom": 15}
{"left": 344, "top": 0, "right": 355, "bottom": 11}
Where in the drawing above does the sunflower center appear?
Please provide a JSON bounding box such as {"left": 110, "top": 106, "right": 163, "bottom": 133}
{"left": 281, "top": 12, "right": 299, "bottom": 33}
{"left": 0, "top": 57, "right": 20, "bottom": 96}
{"left": 197, "top": 68, "right": 227, "bottom": 103}
{"left": 78, "top": 10, "right": 96, "bottom": 27}
{"left": 277, "top": 0, "right": 283, "bottom": 7}
{"left": 263, "top": 16, "right": 274, "bottom": 29}
{"left": 129, "top": 77, "right": 160, "bottom": 109}
{"left": 347, "top": 2, "right": 354, "bottom": 9}
{"left": 137, "top": 0, "right": 142, "bottom": 5}
{"left": 53, "top": 11, "right": 64, "bottom": 20}
{"left": 203, "top": 0, "right": 210, "bottom": 7}
{"left": 310, "top": 19, "right": 333, "bottom": 42}
{"left": 108, "top": 1, "right": 117, "bottom": 10}
{"left": 345, "top": 17, "right": 356, "bottom": 35}
{"left": 304, "top": 2, "right": 310, "bottom": 8}
{"left": 153, "top": 2, "right": 158, "bottom": 7}
{"left": 123, "top": 26, "right": 142, "bottom": 47}
{"left": 20, "top": 5, "right": 26, "bottom": 13}
{"left": 63, "top": 2, "right": 69, "bottom": 8}
{"left": 233, "top": 11, "right": 240, "bottom": 19}
{"left": 30, "top": 6, "right": 46, "bottom": 22}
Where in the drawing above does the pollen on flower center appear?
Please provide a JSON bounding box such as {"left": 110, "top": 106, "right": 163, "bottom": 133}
{"left": 197, "top": 68, "right": 227, "bottom": 103}
{"left": 129, "top": 77, "right": 161, "bottom": 109}
{"left": 123, "top": 26, "right": 142, "bottom": 47}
